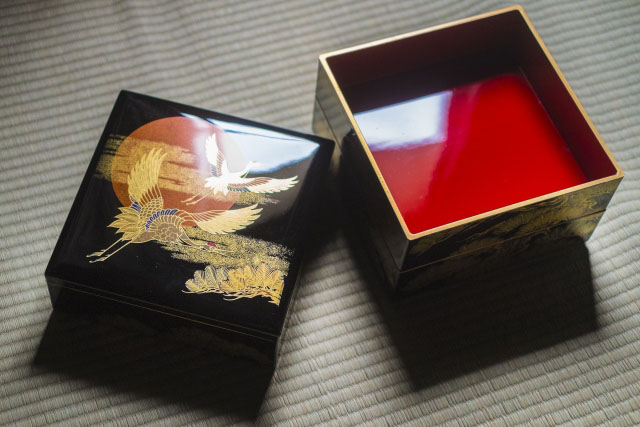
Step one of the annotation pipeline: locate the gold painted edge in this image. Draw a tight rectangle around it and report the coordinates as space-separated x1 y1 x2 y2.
318 5 624 242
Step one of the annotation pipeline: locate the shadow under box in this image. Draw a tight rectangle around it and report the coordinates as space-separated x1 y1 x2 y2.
345 218 597 390
33 294 273 421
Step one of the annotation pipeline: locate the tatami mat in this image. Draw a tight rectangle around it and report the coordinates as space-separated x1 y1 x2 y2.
1 0 639 425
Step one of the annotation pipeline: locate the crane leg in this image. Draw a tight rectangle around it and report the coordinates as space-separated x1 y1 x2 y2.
86 238 122 258
88 241 132 263
182 190 208 205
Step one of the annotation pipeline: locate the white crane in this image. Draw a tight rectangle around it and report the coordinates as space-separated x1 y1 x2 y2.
183 133 298 205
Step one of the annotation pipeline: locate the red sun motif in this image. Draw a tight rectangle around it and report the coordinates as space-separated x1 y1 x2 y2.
110 116 241 226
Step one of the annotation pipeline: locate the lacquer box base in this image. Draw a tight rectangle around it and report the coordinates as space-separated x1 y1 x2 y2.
46 91 333 363
314 6 622 293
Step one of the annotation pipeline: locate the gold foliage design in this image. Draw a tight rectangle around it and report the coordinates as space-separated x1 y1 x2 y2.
407 178 621 264
159 225 290 272
184 263 285 305
401 211 604 294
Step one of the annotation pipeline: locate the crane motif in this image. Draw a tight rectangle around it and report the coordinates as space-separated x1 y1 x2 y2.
86 148 261 263
182 133 298 204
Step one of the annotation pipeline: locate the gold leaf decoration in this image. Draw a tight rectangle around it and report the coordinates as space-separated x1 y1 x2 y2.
184 263 284 305
160 226 291 272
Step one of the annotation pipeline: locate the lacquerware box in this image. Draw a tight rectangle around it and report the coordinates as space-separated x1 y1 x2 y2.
313 6 623 294
45 91 333 364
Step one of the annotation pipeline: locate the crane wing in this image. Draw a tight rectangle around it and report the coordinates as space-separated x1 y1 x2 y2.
204 133 225 177
127 148 166 210
188 204 262 234
228 176 298 194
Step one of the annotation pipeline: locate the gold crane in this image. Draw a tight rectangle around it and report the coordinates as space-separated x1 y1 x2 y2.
86 148 261 263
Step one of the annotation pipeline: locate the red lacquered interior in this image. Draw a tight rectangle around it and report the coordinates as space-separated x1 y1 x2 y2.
327 8 618 235
354 73 587 233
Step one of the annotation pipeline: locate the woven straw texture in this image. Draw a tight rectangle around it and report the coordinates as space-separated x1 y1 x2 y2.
1 0 639 425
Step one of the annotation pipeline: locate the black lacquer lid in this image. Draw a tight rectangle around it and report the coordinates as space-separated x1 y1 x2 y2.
46 91 333 342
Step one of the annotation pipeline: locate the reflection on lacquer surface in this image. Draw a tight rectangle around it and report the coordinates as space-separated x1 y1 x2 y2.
354 73 587 234
181 114 320 174
354 91 452 151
